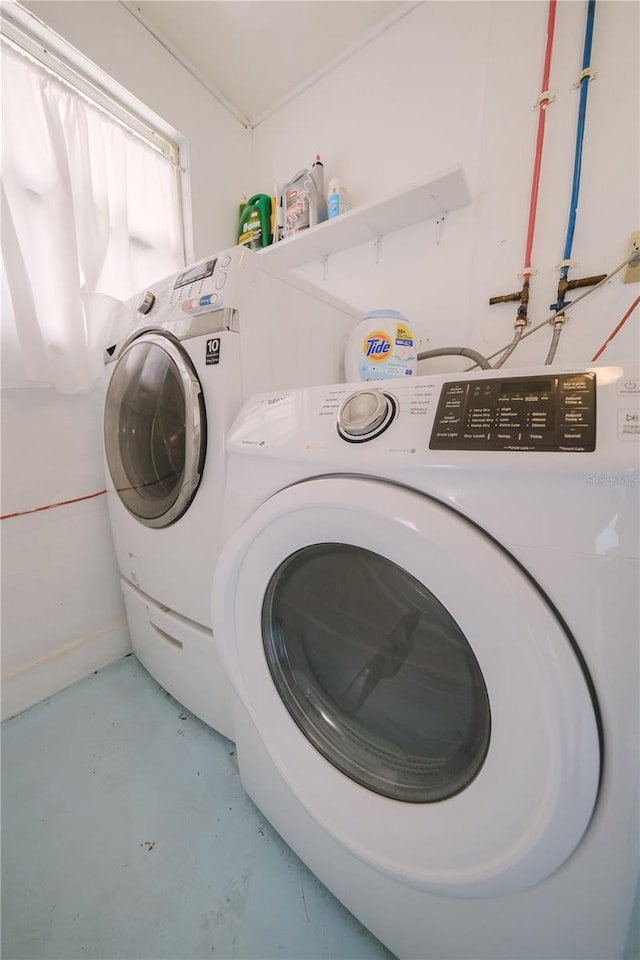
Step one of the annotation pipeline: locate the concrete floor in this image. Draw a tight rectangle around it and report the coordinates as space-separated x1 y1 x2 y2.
2 655 639 960
1 655 394 960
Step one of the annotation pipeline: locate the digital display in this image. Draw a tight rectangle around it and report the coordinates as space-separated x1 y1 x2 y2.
174 259 216 289
500 379 551 396
429 373 596 452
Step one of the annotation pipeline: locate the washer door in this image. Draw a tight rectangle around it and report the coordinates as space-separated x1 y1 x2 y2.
104 333 206 528
215 476 600 898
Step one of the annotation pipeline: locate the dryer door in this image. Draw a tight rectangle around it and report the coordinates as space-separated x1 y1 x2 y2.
215 476 601 898
104 333 206 528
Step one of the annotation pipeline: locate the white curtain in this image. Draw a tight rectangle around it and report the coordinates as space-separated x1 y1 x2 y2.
1 40 184 394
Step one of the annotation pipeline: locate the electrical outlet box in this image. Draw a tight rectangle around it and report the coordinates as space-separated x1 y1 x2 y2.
623 231 640 284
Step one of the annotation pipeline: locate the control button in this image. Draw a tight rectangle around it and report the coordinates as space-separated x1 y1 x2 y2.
199 293 219 307
560 377 590 392
618 409 640 440
337 389 396 442
618 379 640 396
181 298 200 313
136 290 156 314
220 255 232 268
215 272 227 290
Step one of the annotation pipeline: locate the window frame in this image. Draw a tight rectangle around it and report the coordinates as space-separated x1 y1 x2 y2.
0 0 193 264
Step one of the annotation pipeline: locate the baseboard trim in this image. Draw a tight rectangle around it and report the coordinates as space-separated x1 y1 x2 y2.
1 619 132 721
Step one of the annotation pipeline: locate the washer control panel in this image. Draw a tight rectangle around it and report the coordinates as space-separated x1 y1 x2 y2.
430 373 596 452
170 253 233 315
129 250 238 323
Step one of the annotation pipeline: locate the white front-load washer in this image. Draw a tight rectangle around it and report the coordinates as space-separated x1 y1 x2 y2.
212 363 639 958
102 246 361 739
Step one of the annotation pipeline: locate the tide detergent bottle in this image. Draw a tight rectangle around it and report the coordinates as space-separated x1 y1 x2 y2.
345 310 417 382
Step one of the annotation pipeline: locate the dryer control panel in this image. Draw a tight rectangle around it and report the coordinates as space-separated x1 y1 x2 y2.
429 373 596 452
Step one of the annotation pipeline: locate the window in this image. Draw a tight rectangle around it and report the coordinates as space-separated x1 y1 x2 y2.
1 4 188 393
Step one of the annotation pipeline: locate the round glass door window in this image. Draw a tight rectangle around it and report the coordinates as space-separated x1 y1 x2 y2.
262 543 491 803
104 335 206 527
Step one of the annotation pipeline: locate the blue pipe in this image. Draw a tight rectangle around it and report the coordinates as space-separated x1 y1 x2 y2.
555 0 597 307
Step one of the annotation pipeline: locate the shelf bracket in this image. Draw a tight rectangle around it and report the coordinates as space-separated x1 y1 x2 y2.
430 193 446 245
321 255 329 281
374 235 383 264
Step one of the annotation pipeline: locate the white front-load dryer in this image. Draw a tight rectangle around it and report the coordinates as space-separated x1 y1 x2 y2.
212 363 639 958
102 246 361 739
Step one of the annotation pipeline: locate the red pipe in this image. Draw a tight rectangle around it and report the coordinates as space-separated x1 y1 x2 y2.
1 489 106 521
524 0 557 273
591 296 640 361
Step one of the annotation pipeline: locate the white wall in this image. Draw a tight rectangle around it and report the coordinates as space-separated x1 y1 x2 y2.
253 0 639 371
1 1 250 719
1 387 131 720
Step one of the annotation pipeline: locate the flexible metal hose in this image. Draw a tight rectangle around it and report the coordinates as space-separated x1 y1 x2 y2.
492 327 524 368
417 347 492 370
545 322 564 365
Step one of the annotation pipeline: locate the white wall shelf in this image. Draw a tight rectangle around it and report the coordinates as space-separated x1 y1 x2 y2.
261 164 471 269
